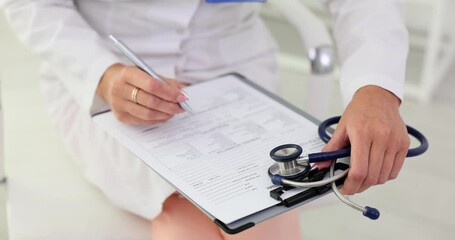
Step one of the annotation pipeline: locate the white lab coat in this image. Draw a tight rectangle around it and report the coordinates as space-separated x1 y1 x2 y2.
1 0 408 219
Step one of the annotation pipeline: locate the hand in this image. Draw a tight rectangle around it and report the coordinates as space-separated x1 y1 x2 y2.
97 63 188 125
319 85 410 195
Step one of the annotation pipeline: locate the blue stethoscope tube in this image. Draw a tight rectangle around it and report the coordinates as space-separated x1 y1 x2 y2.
269 116 429 220
308 116 429 163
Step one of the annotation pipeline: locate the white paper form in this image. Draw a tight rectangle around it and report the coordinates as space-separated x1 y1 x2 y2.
92 75 325 224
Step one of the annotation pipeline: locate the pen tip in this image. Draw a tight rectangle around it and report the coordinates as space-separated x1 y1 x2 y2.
186 108 194 115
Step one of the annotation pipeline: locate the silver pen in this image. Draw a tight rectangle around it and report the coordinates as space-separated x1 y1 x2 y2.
109 35 193 114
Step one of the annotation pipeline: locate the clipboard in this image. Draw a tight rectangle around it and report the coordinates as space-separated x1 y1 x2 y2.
92 73 347 234
203 73 346 234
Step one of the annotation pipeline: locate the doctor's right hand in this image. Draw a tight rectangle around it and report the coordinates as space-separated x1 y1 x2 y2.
97 63 188 125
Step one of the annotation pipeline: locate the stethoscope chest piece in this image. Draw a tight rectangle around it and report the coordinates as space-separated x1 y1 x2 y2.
266 116 429 221
268 144 310 179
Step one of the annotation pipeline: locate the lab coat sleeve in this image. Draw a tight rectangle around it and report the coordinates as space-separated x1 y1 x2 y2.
322 0 409 105
0 0 121 114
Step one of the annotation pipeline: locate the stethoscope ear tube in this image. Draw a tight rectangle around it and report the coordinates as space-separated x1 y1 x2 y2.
308 147 351 163
315 116 429 162
318 116 341 144
269 115 429 220
405 125 429 157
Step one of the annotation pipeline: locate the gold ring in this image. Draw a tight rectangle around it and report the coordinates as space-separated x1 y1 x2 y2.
131 87 139 104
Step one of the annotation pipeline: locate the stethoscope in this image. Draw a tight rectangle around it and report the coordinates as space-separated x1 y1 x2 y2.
268 116 429 220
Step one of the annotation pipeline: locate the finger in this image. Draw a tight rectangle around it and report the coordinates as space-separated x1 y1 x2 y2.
122 100 173 122
113 83 143 102
377 150 396 184
314 160 332 169
357 139 386 193
377 135 402 184
341 132 371 195
322 121 349 152
388 148 407 180
125 72 185 103
388 132 410 180
115 84 184 115
136 88 184 115
164 77 190 89
316 121 350 169
115 112 167 125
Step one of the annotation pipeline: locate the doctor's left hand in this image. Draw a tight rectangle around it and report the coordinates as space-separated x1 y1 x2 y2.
96 63 188 125
318 85 410 195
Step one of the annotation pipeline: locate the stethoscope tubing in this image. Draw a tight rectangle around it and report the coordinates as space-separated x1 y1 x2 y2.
270 116 427 220
308 116 429 163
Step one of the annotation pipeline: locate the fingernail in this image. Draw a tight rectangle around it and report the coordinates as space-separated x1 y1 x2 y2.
177 94 187 103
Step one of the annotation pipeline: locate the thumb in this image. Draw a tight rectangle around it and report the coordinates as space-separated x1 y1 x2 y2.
316 121 349 169
322 121 349 151
164 78 190 89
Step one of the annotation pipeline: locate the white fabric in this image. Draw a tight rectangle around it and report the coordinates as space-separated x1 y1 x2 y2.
0 0 408 220
322 0 409 104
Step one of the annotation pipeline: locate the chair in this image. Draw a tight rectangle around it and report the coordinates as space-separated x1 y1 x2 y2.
267 0 336 120
405 0 455 103
0 77 8 239
3 2 334 239
0 80 5 184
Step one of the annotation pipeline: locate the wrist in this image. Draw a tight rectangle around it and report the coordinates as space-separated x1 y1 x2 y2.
97 63 124 101
353 85 401 109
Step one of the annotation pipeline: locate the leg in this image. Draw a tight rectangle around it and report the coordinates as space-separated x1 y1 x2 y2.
221 209 302 240
151 193 224 240
151 193 302 240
